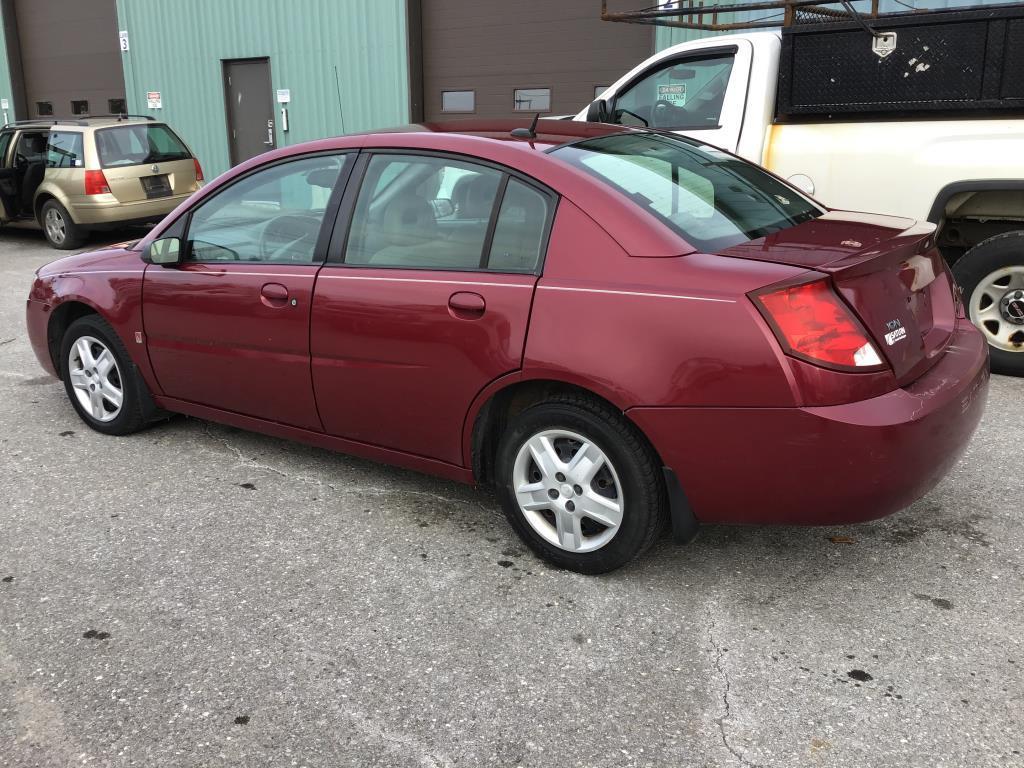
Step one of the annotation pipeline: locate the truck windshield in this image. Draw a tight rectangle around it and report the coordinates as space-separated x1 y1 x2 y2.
95 124 191 168
550 132 821 251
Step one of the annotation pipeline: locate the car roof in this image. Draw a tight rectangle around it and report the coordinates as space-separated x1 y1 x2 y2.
2 117 164 132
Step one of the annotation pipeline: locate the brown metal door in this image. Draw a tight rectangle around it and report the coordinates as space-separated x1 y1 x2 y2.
223 59 276 166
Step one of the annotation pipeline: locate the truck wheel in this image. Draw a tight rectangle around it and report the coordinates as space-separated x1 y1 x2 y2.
41 199 87 250
953 231 1024 377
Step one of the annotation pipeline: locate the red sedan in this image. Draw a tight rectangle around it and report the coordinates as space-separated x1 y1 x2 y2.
25 121 989 573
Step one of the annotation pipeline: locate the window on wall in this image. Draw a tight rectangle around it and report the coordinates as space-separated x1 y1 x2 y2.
108 98 127 115
441 90 475 113
36 102 53 116
514 88 551 112
71 100 89 116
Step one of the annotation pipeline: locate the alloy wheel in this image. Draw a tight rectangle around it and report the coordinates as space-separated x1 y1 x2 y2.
44 208 67 245
512 429 624 553
67 336 123 422
969 265 1024 353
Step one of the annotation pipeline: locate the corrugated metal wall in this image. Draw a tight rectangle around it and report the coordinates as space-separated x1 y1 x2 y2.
116 0 410 177
655 0 1012 49
0 3 16 121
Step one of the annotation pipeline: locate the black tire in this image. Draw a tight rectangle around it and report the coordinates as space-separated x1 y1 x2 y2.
40 199 88 250
952 230 1024 377
495 394 668 574
60 315 151 435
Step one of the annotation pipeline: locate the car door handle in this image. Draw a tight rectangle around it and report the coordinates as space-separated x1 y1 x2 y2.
260 282 290 307
448 291 486 318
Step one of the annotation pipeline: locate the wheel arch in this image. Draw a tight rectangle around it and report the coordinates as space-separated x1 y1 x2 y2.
928 180 1024 264
34 183 75 225
46 299 101 376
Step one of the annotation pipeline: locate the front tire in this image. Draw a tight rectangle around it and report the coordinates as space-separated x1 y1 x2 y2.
60 316 150 435
495 395 668 574
953 231 1024 376
41 199 87 250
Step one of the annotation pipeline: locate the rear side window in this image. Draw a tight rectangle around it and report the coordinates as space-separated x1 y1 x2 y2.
95 124 191 168
47 132 85 168
488 179 551 273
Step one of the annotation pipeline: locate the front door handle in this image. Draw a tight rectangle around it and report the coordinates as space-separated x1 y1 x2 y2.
260 282 290 308
448 291 486 318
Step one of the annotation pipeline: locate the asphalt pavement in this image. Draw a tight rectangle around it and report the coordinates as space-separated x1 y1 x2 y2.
1 228 1021 767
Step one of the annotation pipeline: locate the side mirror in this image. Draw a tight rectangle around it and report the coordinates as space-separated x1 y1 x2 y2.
145 236 183 266
585 98 611 124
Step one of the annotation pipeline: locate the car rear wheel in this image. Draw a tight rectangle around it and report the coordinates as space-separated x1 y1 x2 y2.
41 199 87 250
953 231 1024 376
60 316 150 435
495 395 668 574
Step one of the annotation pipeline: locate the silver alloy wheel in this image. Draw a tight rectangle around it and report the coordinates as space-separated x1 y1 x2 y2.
44 207 67 245
67 335 123 422
512 428 624 553
969 265 1024 353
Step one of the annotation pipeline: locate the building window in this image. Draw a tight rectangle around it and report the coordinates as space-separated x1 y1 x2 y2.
441 90 475 113
108 98 127 115
514 88 551 112
595 85 610 99
71 100 90 116
36 101 53 116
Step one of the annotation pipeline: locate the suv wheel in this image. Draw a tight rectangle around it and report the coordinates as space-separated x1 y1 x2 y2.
41 199 87 250
495 395 668 574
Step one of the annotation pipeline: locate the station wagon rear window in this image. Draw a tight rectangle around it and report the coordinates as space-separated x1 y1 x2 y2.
95 124 191 168
550 132 821 252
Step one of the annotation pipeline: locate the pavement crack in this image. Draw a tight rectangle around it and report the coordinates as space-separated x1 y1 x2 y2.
707 608 762 768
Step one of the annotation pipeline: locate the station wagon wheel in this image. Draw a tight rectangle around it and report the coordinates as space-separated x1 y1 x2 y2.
40 199 87 250
60 315 150 435
953 231 1024 376
495 395 669 574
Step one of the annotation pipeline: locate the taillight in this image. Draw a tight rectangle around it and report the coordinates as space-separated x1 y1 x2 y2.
84 169 110 195
753 278 885 371
193 158 204 182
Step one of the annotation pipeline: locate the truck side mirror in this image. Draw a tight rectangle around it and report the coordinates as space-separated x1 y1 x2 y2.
585 98 611 124
145 236 183 266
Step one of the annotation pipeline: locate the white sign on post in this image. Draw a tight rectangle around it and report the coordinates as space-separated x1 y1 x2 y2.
146 91 162 109
119 30 129 52
276 89 291 104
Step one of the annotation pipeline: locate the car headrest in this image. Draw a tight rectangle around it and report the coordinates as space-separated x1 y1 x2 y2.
379 194 438 248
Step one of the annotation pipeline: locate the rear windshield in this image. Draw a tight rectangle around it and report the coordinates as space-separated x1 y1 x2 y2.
549 132 821 251
95 124 191 168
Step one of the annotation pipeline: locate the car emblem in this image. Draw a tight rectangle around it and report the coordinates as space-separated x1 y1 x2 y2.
884 319 907 346
151 164 160 173
841 240 862 248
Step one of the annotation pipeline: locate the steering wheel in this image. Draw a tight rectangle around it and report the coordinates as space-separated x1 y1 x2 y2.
652 99 683 129
259 214 322 262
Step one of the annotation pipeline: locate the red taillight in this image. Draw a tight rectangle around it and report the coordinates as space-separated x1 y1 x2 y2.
84 169 110 196
193 158 204 182
753 278 885 370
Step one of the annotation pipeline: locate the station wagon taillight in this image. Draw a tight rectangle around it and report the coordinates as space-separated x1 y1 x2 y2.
84 169 110 196
193 158 204 182
753 278 885 371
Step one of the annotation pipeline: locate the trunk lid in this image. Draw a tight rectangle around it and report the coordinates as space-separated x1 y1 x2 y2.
93 123 196 204
720 211 958 384
102 158 195 203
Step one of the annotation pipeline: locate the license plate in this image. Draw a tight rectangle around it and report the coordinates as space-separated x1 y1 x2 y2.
141 174 172 199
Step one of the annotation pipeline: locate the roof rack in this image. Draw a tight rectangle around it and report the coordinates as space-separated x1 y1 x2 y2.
1 114 156 130
599 0 1015 32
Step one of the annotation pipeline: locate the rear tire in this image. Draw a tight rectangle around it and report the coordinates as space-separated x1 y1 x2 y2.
495 394 668 574
953 231 1024 377
60 315 150 435
41 199 87 250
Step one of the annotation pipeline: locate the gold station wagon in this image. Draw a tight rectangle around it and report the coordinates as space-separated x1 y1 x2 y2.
0 116 203 249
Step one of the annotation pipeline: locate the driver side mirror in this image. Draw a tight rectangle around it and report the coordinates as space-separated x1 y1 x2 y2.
585 98 611 124
145 236 183 266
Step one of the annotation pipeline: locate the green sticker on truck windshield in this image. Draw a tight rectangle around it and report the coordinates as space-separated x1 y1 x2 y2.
657 84 687 106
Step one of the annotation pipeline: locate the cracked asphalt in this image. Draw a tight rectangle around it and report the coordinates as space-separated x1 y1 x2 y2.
1 229 1022 767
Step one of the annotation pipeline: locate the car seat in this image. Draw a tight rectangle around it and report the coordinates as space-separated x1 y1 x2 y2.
18 135 48 215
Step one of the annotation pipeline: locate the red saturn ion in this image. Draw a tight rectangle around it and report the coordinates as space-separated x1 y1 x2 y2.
26 121 989 573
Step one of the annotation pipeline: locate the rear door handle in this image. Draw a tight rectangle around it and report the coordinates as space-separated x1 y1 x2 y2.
448 291 486 318
260 282 290 307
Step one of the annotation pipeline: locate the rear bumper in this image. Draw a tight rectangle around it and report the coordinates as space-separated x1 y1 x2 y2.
67 193 191 226
629 320 990 526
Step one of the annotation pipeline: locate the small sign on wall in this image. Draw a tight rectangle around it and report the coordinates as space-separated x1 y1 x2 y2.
119 30 129 52
276 89 291 104
1 99 8 110
147 91 162 109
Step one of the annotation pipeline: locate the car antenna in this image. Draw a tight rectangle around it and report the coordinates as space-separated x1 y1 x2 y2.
511 113 540 139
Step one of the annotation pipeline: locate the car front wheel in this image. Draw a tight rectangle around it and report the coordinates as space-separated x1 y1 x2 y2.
495 395 668 574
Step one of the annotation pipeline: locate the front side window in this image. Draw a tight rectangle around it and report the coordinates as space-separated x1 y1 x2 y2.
47 132 85 168
613 53 735 130
95 124 191 168
186 154 347 264
344 154 551 273
551 132 820 251
0 133 13 166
